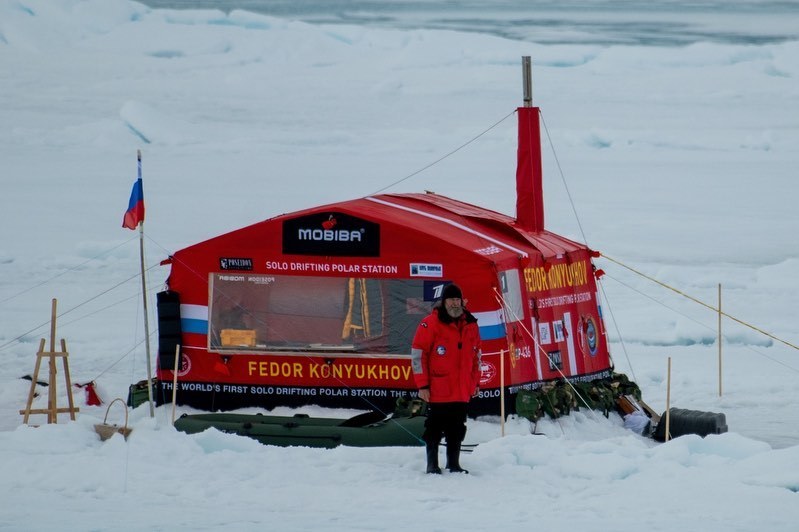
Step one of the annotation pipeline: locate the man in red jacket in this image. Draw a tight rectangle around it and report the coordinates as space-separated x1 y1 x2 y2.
411 283 481 474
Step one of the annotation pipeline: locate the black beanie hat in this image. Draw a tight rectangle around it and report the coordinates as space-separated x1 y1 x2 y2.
441 283 463 300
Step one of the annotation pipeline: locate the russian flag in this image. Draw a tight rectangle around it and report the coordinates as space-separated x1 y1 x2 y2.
122 177 145 230
180 304 209 334
473 309 506 341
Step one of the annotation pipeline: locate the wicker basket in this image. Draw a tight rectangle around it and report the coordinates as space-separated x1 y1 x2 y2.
94 398 132 441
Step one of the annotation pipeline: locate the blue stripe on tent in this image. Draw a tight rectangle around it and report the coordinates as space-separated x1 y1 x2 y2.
182 318 208 335
479 323 505 341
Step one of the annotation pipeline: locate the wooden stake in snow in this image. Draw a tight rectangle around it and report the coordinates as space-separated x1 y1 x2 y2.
718 283 723 397
500 349 506 437
665 357 672 442
171 344 181 425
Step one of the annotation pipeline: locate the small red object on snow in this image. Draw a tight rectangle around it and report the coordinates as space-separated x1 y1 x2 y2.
75 381 102 406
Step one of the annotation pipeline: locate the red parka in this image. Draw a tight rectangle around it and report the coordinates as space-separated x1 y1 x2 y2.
411 307 482 403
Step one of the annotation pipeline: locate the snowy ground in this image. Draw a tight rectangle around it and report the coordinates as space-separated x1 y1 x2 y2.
1 1 798 530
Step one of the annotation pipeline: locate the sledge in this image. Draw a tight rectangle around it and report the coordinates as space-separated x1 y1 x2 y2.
617 394 727 441
651 407 728 441
174 399 427 448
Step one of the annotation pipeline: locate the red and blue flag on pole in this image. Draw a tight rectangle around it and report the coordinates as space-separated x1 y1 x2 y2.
122 151 145 230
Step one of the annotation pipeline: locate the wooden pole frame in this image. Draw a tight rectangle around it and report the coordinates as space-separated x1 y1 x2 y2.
20 299 79 424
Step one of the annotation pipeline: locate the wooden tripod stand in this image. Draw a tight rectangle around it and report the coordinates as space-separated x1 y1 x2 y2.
20 298 79 424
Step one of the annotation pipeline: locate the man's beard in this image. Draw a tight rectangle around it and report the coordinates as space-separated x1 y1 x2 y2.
446 306 464 319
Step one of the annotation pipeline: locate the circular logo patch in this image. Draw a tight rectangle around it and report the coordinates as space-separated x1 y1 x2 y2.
177 353 192 377
479 361 496 385
584 317 598 356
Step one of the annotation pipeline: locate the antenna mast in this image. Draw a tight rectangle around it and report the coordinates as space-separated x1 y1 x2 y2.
522 56 532 107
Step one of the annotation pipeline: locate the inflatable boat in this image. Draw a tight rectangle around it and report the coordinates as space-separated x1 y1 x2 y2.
174 399 427 448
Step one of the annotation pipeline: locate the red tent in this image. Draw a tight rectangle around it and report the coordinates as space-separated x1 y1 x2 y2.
156 101 612 415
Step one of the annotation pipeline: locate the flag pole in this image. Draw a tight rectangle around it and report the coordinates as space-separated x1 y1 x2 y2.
136 150 155 418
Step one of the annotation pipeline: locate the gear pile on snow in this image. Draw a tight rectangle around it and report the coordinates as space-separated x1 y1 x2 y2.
515 372 728 442
515 372 642 422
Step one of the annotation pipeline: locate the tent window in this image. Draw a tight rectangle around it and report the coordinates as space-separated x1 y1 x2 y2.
207 274 430 355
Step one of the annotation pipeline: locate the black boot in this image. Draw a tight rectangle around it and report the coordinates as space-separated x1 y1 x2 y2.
446 442 468 474
426 443 442 474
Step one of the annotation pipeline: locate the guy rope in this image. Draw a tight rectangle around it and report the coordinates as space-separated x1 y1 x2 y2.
600 253 799 352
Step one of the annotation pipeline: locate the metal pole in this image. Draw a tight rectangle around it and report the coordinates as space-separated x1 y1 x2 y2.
139 222 154 418
522 56 532 107
137 150 155 418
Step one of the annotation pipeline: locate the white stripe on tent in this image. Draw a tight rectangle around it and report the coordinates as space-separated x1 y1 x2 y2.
366 197 528 258
532 318 543 381
564 311 577 376
473 309 506 340
180 304 208 320
473 309 504 327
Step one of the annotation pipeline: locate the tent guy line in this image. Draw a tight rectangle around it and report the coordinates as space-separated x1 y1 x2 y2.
601 253 799 353
0 236 138 306
370 109 517 195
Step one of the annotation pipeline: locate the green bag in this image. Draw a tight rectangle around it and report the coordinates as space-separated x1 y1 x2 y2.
126 378 157 408
515 389 544 422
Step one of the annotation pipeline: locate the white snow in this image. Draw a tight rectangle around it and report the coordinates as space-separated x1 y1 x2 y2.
1 1 798 530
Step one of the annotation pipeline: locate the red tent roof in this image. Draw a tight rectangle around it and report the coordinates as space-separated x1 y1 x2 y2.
170 103 589 265
166 191 590 269
373 192 589 259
